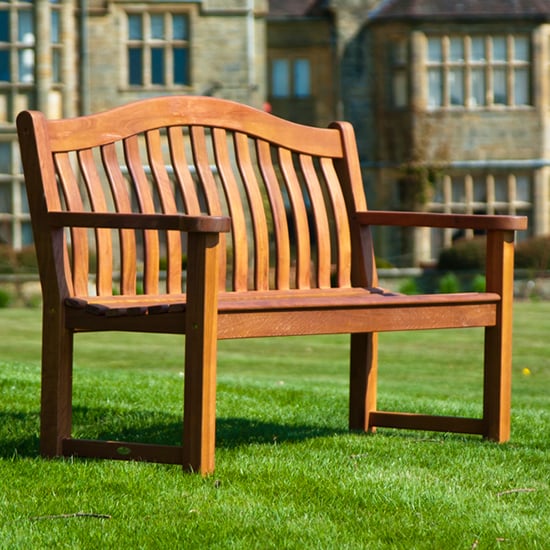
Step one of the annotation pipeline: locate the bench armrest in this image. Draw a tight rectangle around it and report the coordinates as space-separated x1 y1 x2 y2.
354 211 527 232
47 211 231 233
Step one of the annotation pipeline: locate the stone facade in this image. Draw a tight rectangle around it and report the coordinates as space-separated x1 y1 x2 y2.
1 0 549 267
86 1 267 113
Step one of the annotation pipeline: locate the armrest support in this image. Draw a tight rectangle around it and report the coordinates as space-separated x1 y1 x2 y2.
354 211 527 232
47 211 231 233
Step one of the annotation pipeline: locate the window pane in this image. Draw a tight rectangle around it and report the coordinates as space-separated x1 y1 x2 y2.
50 11 59 43
151 47 164 84
173 15 188 40
52 49 60 83
22 222 32 246
449 37 464 62
0 10 9 42
452 179 465 203
21 183 29 213
151 14 164 40
18 48 33 83
392 71 407 107
427 37 442 62
514 36 529 61
18 10 34 43
427 69 442 107
392 39 407 64
492 36 506 62
0 142 10 172
494 177 507 202
470 68 485 106
128 14 142 40
516 175 530 202
449 69 464 105
493 68 507 104
514 67 529 105
128 47 142 85
293 58 310 97
272 59 289 97
0 185 11 211
0 50 9 81
173 47 189 85
471 37 485 61
473 178 486 202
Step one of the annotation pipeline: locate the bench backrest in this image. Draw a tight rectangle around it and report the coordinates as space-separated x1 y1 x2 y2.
17 96 375 298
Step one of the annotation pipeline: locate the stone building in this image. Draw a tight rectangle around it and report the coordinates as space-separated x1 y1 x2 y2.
269 0 550 265
362 0 550 265
0 0 268 250
1 0 549 267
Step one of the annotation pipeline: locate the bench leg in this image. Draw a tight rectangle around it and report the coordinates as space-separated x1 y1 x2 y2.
483 322 512 442
40 308 73 457
182 232 220 475
483 229 515 442
349 332 378 432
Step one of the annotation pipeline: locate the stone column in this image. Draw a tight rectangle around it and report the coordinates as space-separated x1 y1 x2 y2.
35 0 52 114
62 0 77 117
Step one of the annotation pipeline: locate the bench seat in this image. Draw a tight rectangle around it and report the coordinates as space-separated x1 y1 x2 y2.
66 289 500 337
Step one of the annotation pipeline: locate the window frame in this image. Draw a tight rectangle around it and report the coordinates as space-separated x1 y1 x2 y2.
425 33 532 110
390 37 408 108
125 9 191 90
428 170 532 246
269 56 312 99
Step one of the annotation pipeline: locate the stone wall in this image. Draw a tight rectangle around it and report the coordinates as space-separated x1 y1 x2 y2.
86 0 267 113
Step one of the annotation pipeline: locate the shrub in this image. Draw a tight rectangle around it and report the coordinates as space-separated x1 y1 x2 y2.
399 278 419 295
514 235 550 271
471 274 486 292
438 272 460 293
0 288 12 307
438 237 486 271
375 257 394 269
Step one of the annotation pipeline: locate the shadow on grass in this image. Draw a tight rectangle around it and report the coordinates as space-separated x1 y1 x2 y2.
0 407 348 459
0 410 40 458
3 407 522 463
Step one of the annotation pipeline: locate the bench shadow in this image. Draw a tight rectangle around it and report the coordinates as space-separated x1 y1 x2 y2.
0 407 348 459
0 411 40 458
2 405 514 461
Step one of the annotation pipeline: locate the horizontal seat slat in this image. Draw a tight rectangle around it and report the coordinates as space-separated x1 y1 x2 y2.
216 289 500 312
66 288 500 316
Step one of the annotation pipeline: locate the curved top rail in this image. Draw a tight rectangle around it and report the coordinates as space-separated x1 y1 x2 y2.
18 96 345 158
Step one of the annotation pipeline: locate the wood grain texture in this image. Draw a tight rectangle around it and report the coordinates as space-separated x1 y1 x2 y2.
16 96 526 475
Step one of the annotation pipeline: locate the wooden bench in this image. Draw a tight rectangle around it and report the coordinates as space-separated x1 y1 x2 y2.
17 96 527 474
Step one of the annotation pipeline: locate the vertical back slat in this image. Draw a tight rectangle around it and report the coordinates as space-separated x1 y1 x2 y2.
53 152 89 296
189 125 227 290
235 133 270 291
146 129 182 294
320 157 352 288
189 126 223 215
124 134 160 294
167 126 202 215
278 147 311 289
77 148 114 296
212 128 249 291
299 154 332 288
101 142 137 295
256 140 290 290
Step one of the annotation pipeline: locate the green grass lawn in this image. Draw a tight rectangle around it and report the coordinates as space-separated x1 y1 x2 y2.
0 302 548 549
